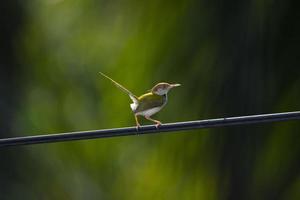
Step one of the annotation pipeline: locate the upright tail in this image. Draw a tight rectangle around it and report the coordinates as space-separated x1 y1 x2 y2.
99 72 139 108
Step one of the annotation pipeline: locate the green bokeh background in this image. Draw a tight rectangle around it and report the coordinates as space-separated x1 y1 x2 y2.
1 0 299 199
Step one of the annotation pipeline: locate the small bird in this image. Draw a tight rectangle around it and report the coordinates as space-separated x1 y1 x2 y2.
99 72 180 128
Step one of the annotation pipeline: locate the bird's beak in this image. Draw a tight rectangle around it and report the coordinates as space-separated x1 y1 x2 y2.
171 83 181 88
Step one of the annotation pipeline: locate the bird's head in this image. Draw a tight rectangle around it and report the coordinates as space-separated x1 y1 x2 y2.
151 82 181 95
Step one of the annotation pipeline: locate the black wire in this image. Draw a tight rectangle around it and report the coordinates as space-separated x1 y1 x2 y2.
1 111 300 147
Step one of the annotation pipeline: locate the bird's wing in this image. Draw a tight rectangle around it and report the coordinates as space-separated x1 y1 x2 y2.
99 72 138 103
135 93 165 113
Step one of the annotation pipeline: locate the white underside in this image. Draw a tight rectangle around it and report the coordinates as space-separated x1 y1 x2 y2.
130 102 138 111
135 106 162 117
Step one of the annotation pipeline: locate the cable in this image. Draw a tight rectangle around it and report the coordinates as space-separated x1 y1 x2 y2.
1 111 300 147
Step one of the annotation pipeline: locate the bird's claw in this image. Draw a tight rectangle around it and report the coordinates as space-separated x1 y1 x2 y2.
136 124 141 132
155 122 162 129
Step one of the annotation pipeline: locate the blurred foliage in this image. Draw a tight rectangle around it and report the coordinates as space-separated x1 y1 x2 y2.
1 0 299 199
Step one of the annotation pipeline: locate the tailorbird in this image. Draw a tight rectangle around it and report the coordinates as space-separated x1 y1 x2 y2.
99 72 180 128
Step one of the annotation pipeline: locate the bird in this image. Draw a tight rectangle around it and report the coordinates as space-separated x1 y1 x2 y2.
99 72 180 129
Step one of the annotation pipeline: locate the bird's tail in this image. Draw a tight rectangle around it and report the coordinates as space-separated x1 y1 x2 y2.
99 72 139 106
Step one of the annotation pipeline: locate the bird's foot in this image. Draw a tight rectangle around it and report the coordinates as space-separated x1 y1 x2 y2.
136 124 141 132
155 121 162 129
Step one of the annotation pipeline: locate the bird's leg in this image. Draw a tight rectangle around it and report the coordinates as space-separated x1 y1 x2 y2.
145 116 162 129
134 114 141 131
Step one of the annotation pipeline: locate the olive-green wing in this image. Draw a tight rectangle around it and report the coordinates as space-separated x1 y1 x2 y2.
135 93 165 113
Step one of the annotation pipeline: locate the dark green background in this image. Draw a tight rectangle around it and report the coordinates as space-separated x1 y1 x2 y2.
1 0 299 199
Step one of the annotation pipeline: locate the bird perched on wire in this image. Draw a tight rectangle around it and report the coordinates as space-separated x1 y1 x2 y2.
99 72 180 129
